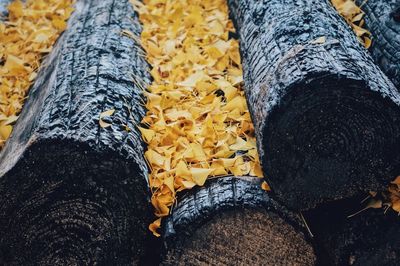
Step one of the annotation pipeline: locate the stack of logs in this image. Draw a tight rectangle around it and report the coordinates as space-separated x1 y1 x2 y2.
0 0 399 265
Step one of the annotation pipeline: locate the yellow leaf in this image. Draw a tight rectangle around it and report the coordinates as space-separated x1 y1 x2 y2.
261 181 270 191
100 109 115 117
52 19 67 31
222 96 245 112
176 71 205 87
189 143 207 162
190 167 213 186
0 125 12 140
229 136 251 151
251 162 264 178
176 160 191 179
181 180 196 189
138 126 155 143
149 218 161 237
8 0 23 18
145 149 165 167
164 175 175 193
364 36 372 49
206 46 224 59
4 55 27 74
99 109 115 128
32 30 53 43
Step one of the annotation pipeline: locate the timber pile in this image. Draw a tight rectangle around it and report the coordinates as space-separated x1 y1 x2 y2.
133 0 316 264
355 0 400 87
229 0 400 210
162 177 316 265
0 0 399 264
0 0 153 264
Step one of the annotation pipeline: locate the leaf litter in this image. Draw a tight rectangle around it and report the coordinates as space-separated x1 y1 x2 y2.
0 0 74 148
130 0 266 236
331 0 372 48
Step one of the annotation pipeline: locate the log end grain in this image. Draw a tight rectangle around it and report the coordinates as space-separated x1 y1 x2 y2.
263 77 400 210
164 208 315 266
305 196 400 266
0 140 152 265
229 0 400 211
162 176 316 266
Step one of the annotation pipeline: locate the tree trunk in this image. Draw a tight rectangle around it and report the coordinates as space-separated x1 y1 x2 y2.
162 176 316 265
355 0 400 88
228 0 400 210
0 0 153 264
304 197 400 266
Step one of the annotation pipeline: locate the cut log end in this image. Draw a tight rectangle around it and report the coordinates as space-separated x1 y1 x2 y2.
305 196 400 265
162 176 316 265
264 78 400 210
0 142 151 265
164 208 315 266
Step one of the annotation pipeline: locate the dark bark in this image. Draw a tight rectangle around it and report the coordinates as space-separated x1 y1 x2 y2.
0 0 153 264
0 0 10 17
228 0 400 210
304 196 400 266
162 176 316 265
355 0 400 88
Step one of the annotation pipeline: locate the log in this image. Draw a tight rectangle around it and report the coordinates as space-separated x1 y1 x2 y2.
162 176 316 265
0 0 154 264
355 0 400 87
228 0 400 210
304 196 400 265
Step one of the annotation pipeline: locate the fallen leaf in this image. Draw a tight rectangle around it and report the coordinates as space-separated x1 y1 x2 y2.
190 167 213 186
149 218 161 237
99 109 115 128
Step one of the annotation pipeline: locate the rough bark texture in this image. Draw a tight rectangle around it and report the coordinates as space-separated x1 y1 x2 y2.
229 0 400 210
0 0 153 264
356 0 400 88
0 0 10 17
305 196 400 266
162 176 316 265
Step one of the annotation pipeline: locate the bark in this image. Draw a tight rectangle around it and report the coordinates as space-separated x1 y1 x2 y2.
228 0 400 210
355 0 400 88
0 0 10 17
304 196 400 266
162 176 316 265
0 0 153 264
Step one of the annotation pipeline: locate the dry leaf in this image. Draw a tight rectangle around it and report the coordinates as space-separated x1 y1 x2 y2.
261 181 271 191
134 0 264 235
0 0 74 149
99 109 115 128
331 0 371 48
149 218 161 237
